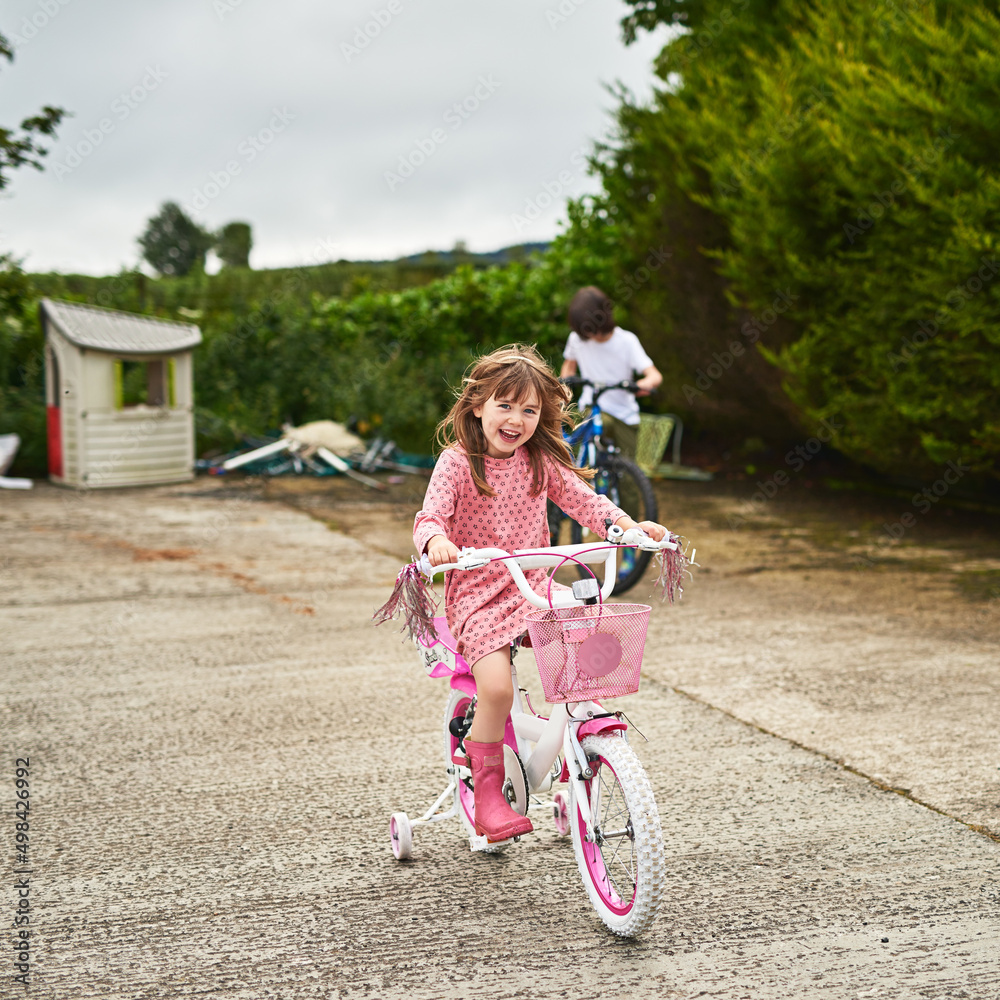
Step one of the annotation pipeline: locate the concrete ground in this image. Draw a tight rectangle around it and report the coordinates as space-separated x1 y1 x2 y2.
2 477 999 999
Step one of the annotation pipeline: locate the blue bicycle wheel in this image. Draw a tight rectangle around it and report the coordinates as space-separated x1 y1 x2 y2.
570 454 657 595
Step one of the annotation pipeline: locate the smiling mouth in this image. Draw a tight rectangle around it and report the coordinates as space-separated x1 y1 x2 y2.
499 429 520 443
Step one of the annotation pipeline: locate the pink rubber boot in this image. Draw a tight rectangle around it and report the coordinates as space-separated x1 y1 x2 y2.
464 739 534 843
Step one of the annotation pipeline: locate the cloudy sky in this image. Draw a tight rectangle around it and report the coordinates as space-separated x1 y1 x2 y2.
0 1 676 275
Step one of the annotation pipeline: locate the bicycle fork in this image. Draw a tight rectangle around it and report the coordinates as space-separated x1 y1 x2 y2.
511 699 605 845
564 719 602 844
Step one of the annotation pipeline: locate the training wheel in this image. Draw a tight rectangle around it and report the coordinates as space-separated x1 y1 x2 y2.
553 790 570 837
389 812 413 860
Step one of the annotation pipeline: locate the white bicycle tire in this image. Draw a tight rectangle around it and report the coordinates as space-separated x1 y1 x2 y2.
569 734 666 936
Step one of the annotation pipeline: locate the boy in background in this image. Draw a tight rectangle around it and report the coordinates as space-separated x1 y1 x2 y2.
559 285 662 458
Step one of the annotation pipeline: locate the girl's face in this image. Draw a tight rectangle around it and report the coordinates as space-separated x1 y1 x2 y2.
473 391 541 458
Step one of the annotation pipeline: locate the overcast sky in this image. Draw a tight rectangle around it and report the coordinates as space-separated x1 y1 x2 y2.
0 1 676 275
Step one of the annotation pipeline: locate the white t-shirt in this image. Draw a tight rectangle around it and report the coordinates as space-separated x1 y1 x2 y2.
563 327 654 426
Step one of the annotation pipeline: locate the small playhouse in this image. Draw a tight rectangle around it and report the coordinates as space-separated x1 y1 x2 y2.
41 298 202 488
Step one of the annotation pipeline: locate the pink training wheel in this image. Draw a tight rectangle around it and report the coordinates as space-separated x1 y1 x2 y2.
553 790 570 837
389 812 412 860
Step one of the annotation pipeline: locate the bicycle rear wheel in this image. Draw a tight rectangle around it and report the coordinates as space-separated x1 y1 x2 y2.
569 734 665 936
570 454 657 595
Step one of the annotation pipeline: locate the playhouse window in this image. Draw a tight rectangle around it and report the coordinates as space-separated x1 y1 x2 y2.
114 359 175 408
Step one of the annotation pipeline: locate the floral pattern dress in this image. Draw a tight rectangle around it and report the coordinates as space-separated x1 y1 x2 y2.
413 446 626 667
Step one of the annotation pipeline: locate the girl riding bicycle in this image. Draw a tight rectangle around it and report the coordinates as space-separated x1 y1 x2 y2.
413 344 667 844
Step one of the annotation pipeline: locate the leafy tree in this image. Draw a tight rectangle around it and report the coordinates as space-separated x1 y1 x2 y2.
216 221 252 269
619 0 789 48
0 255 46 473
0 31 66 474
591 0 1000 478
750 4 1000 478
138 202 213 277
578 1 808 442
0 32 66 190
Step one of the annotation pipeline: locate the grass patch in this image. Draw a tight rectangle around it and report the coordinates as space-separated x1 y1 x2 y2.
954 570 1000 602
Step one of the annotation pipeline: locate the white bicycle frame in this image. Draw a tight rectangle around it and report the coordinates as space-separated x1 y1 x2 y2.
414 529 677 847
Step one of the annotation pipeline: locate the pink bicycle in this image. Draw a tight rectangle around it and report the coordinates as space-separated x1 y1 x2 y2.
387 526 683 937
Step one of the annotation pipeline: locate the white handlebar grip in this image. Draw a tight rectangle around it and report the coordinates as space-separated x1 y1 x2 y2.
620 527 650 547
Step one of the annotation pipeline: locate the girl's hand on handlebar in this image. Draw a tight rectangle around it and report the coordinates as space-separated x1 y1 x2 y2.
635 520 667 542
426 534 459 567
614 516 667 543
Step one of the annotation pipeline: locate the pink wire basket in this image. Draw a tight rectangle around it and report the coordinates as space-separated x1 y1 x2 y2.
524 602 651 704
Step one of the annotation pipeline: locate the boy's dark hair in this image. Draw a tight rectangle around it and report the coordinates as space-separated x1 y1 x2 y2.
567 286 615 339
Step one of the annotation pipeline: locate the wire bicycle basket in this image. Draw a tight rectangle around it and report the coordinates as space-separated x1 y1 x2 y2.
524 602 651 703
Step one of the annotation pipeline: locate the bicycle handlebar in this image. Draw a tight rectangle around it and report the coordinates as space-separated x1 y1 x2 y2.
560 376 642 396
608 524 679 552
417 531 679 610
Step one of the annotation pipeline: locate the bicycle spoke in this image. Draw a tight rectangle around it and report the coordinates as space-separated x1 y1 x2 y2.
594 765 637 905
572 736 665 934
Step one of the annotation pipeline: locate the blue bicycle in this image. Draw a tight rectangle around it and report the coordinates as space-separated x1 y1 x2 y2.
548 377 658 595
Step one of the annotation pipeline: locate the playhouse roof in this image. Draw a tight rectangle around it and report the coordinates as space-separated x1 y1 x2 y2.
40 298 202 355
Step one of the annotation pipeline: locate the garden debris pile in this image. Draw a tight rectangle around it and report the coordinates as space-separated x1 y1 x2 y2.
197 420 432 491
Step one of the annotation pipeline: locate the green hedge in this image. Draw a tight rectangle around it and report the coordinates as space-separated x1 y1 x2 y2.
589 0 1000 478
0 227 616 473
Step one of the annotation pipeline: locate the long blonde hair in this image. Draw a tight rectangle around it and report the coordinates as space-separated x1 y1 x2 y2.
435 344 593 497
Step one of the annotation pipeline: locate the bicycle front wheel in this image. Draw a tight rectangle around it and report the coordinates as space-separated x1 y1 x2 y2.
568 734 665 937
570 454 657 594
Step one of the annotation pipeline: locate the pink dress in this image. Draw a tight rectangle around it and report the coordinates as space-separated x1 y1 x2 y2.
413 446 626 667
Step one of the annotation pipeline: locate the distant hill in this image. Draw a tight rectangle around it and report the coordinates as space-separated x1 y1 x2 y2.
393 242 551 267
23 242 558 337
26 242 553 302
